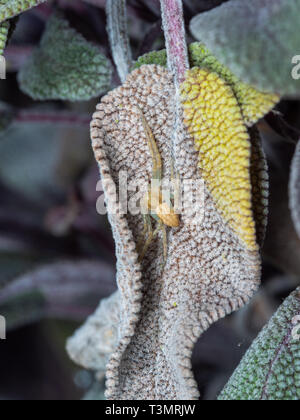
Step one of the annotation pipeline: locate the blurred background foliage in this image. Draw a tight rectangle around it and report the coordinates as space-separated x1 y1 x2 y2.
0 0 300 400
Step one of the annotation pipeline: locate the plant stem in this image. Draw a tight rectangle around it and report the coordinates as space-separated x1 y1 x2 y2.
160 0 189 161
160 0 189 86
106 0 132 83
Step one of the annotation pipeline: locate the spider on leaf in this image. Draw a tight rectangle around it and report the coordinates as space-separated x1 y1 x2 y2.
137 108 180 265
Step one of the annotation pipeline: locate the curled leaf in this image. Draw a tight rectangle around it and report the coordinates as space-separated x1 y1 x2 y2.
18 13 112 101
135 43 279 126
67 291 120 377
90 65 263 399
0 0 46 22
219 287 300 400
190 0 300 96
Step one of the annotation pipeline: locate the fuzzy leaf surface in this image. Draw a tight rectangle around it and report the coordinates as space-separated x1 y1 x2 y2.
190 0 300 96
18 13 112 101
219 287 300 400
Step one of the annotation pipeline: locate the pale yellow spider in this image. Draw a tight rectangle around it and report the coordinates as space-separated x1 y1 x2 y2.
137 109 180 263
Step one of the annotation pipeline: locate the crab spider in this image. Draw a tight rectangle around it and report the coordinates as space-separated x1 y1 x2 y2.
137 109 180 264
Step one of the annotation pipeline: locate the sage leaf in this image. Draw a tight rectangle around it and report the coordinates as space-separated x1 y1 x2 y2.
0 0 46 23
18 13 112 101
190 0 300 96
219 287 300 400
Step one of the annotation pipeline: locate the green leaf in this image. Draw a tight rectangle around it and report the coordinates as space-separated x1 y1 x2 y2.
190 0 300 96
219 287 300 400
134 49 167 68
0 0 46 22
18 13 112 101
135 43 279 126
0 20 9 55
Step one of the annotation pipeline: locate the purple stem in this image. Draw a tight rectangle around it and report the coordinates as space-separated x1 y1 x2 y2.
160 0 189 86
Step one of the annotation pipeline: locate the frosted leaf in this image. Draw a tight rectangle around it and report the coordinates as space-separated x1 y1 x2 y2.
0 0 46 22
0 20 9 55
67 291 120 375
190 0 300 96
219 287 300 400
90 65 262 399
18 13 112 101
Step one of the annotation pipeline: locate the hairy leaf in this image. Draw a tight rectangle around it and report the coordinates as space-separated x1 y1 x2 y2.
219 287 300 400
135 43 279 126
90 65 262 400
67 291 120 375
190 0 300 96
18 13 112 101
0 20 9 55
181 68 258 251
0 0 46 22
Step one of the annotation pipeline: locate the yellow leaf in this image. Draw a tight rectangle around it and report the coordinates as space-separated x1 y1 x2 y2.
181 67 257 251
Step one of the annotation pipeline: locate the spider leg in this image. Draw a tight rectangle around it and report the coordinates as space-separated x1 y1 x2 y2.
136 109 173 268
160 222 168 263
139 109 162 181
138 214 154 262
140 214 150 240
169 159 181 215
152 215 168 264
